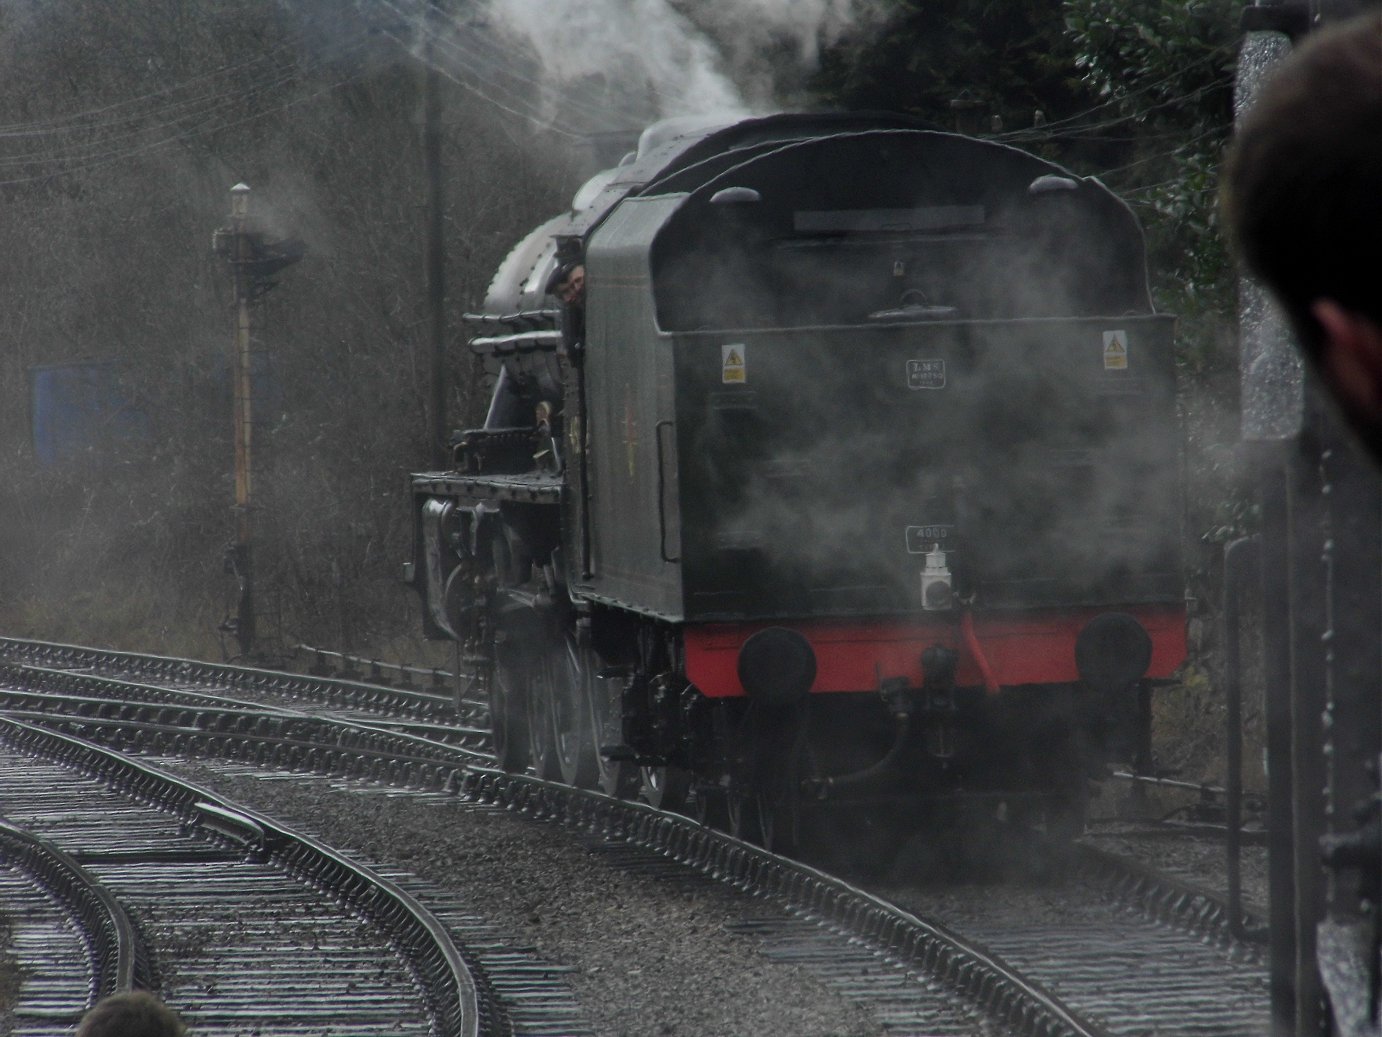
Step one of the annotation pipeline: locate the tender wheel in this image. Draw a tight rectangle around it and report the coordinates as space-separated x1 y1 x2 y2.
724 705 806 851
640 766 691 811
753 785 801 855
1047 776 1090 841
1045 728 1090 840
687 780 729 829
526 643 561 780
589 670 638 798
725 778 764 845
551 630 597 788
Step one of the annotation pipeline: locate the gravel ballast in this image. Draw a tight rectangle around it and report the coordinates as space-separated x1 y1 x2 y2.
164 763 888 1037
137 755 1263 1037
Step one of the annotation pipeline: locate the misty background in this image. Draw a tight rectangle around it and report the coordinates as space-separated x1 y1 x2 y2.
0 0 1243 732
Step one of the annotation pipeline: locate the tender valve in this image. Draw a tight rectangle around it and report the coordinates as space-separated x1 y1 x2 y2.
878 675 914 717
919 543 953 611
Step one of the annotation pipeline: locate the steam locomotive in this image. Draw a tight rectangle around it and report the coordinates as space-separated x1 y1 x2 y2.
406 112 1186 849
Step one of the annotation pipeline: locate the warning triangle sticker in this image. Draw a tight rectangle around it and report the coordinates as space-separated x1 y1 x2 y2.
722 343 746 383
1102 330 1128 370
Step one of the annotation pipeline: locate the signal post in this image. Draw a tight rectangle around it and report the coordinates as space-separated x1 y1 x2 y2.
212 183 303 658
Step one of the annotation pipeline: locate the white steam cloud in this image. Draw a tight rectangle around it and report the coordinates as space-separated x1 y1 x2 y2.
701 0 871 65
478 0 881 125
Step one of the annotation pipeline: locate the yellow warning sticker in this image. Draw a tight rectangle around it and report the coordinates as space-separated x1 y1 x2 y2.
1102 330 1128 370
722 343 746 384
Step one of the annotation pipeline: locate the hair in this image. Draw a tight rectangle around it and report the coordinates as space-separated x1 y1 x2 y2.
1222 11 1382 358
75 992 187 1037
545 260 580 296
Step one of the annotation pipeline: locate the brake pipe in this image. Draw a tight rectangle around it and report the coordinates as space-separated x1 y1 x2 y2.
960 609 1001 696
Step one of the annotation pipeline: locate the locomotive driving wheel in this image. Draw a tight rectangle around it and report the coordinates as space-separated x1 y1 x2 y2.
686 779 728 829
489 640 529 773
550 627 597 788
724 775 763 845
525 637 562 780
487 528 534 774
639 766 690 811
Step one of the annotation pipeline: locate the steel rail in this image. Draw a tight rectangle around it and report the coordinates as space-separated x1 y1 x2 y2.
0 664 489 779
0 637 455 718
0 817 151 999
0 715 488 1037
1069 842 1268 957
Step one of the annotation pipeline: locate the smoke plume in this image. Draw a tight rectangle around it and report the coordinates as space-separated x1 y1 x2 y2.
478 0 882 127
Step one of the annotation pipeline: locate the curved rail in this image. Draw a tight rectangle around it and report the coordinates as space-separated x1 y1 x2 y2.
0 716 486 1037
0 818 151 999
0 637 455 720
459 768 1107 1037
1070 842 1267 956
0 662 487 786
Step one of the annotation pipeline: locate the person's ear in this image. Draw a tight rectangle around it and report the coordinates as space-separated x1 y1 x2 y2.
1313 299 1382 423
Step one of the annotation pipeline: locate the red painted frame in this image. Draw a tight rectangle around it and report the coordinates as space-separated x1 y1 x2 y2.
683 606 1186 698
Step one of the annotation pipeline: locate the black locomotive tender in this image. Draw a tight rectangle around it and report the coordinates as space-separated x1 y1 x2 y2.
407 112 1185 846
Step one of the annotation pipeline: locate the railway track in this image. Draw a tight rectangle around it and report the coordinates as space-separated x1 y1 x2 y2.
0 817 131 1031
0 637 1272 1035
0 717 484 1037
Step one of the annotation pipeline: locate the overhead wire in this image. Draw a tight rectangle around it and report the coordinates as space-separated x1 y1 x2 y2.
0 4 1238 185
381 27 583 139
461 0 709 115
999 77 1234 147
0 2 625 179
375 0 787 138
0 69 297 168
377 0 659 136
0 30 378 183
0 33 323 138
982 40 1236 201
413 4 655 125
370 0 587 137
1095 122 1229 180
991 40 1236 144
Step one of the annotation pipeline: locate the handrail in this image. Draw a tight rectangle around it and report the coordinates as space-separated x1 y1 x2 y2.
1224 535 1269 944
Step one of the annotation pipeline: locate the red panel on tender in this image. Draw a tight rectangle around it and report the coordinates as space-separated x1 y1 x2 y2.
683 606 1186 698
